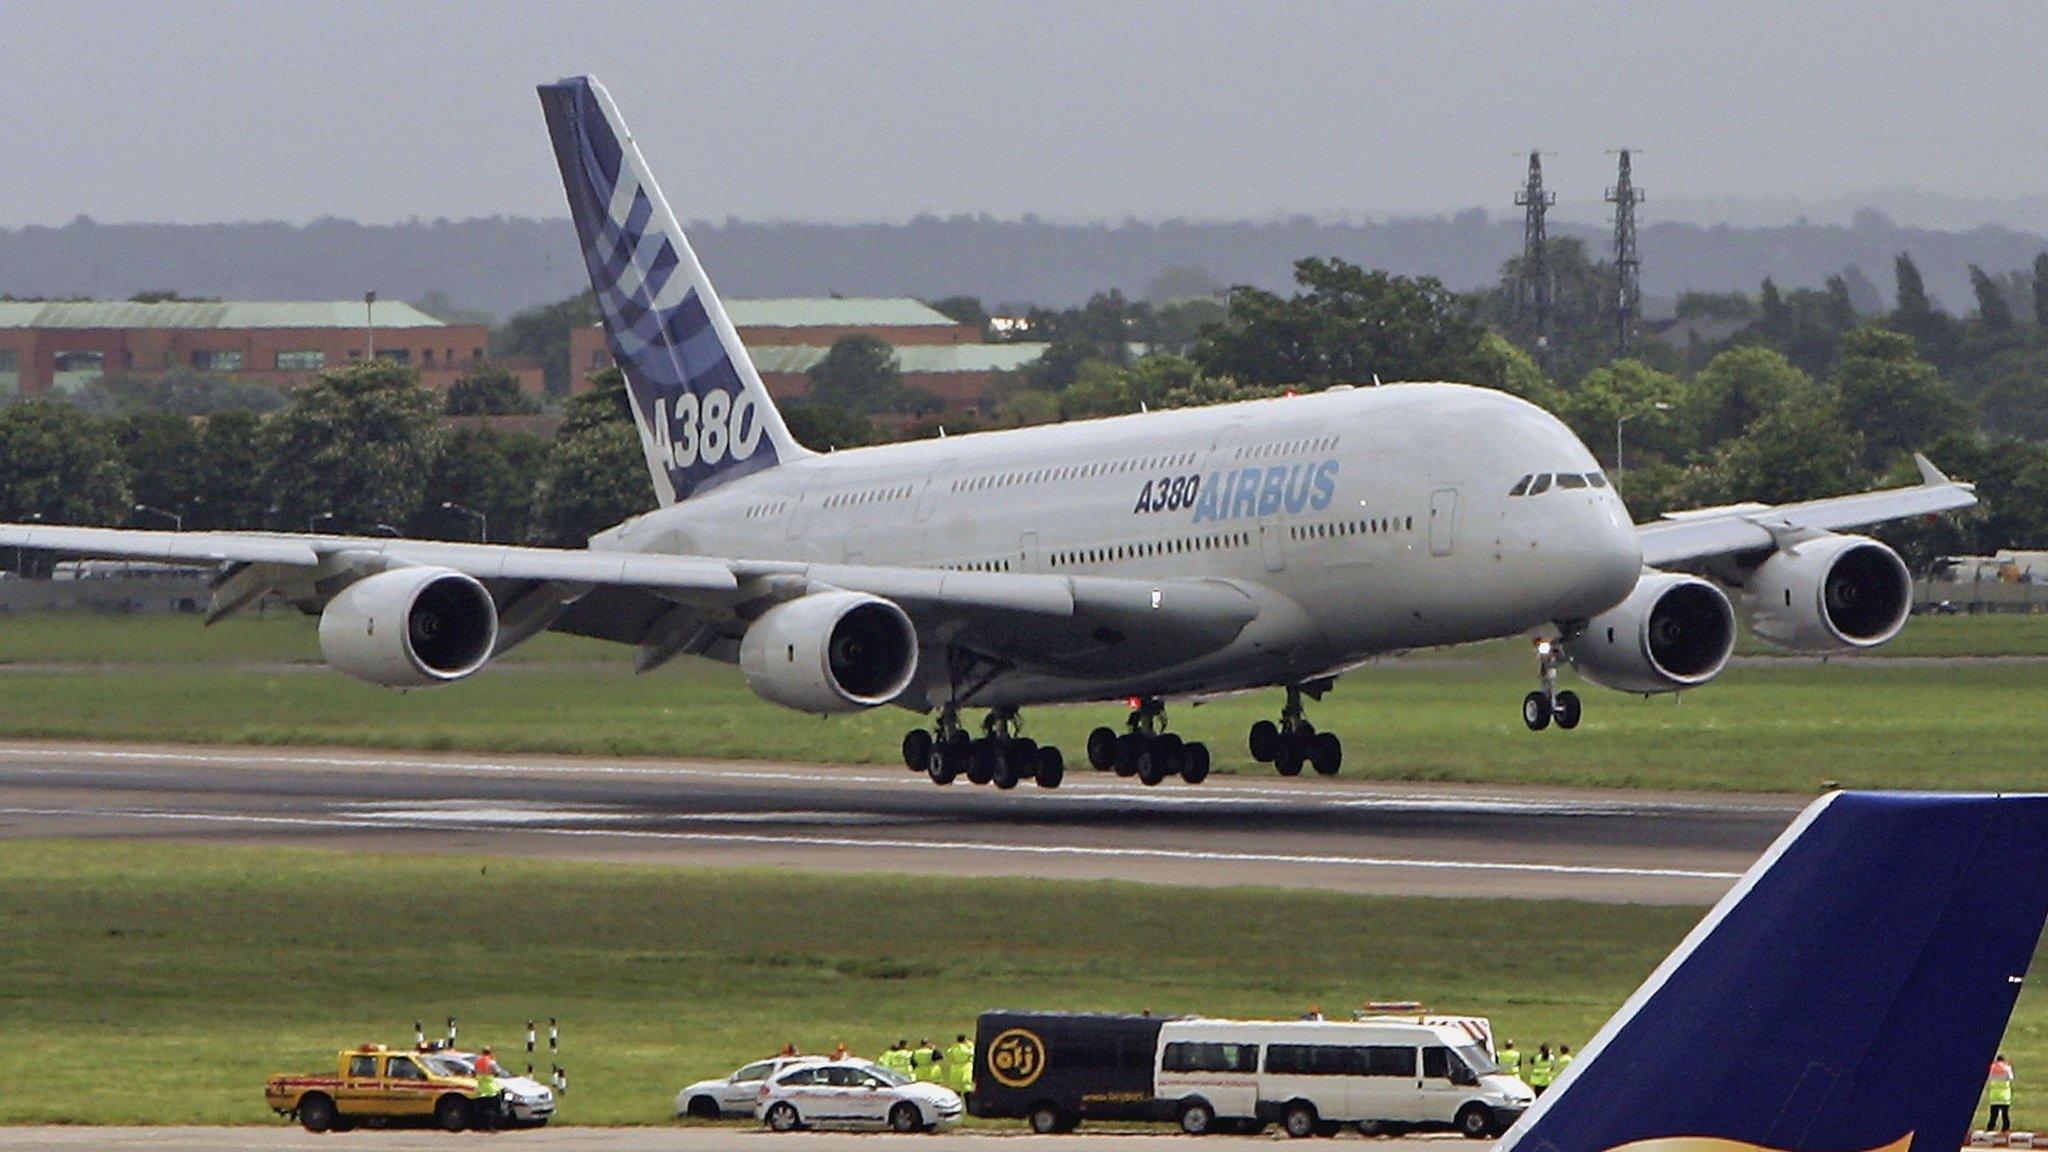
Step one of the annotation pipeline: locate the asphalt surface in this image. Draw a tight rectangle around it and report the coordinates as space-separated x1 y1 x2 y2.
0 740 1805 903
0 1128 1465 1151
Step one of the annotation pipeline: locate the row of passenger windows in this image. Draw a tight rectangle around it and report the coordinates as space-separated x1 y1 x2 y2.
1290 515 1413 542
1509 471 1609 496
1236 435 1340 460
824 485 913 509
1051 532 1249 568
951 558 1013 573
745 500 791 519
1163 1041 1467 1080
952 452 1201 494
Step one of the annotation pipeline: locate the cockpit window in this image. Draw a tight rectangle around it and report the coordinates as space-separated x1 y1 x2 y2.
1527 473 1553 495
1508 474 1533 497
1557 473 1588 489
1587 471 1609 489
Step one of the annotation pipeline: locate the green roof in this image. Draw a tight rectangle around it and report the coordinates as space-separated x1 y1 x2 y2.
0 300 447 330
749 343 1047 375
723 298 960 329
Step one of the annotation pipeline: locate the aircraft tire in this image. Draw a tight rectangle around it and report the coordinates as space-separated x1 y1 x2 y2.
1087 726 1119 771
1135 742 1168 786
1553 690 1583 730
1180 742 1211 784
927 745 959 785
1154 733 1185 776
902 729 933 772
1035 745 1065 788
1273 737 1305 777
1113 733 1142 777
1249 719 1279 762
1522 691 1552 731
968 739 999 785
1309 732 1343 776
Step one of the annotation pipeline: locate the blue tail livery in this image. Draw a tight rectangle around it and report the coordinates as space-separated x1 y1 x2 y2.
1502 792 2048 1152
538 75 804 506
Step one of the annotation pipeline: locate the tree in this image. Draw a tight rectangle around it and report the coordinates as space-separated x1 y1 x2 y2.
807 335 910 415
1707 402 1866 506
783 403 883 450
1554 360 1695 467
1471 332 1554 405
1197 257 1486 388
194 409 270 530
2034 253 2048 331
413 425 546 543
528 418 655 546
1690 346 1817 447
261 360 443 534
444 365 541 415
1830 327 1970 471
491 290 599 394
116 412 203 522
64 367 288 417
1971 265 2015 331
925 296 990 335
0 401 129 525
1889 253 1960 368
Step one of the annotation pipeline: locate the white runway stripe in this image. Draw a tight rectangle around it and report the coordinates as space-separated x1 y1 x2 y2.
0 805 1744 882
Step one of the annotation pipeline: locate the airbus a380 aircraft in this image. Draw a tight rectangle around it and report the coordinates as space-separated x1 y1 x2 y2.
0 76 1978 790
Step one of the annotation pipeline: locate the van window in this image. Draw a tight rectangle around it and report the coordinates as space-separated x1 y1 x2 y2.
386 1057 425 1081
1265 1044 1362 1076
1365 1046 1417 1077
348 1055 378 1078
1163 1041 1259 1073
1422 1046 1450 1079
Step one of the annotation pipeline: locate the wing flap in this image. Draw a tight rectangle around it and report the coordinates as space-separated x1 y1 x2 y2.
1639 462 1976 569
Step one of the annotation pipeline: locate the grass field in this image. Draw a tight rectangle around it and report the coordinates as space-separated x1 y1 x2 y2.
3 840 2038 1127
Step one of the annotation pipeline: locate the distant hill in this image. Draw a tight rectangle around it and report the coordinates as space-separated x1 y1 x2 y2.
3 211 2043 320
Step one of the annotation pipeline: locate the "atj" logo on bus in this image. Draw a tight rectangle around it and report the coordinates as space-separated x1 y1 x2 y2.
987 1028 1047 1088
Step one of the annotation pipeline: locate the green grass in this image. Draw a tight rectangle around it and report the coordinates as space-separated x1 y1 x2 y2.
0 841 1943 1125
0 613 2044 792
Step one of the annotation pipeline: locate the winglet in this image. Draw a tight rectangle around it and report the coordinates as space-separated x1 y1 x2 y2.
1914 452 1952 487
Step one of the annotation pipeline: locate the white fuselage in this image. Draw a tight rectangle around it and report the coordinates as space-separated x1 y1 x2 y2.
595 383 1643 707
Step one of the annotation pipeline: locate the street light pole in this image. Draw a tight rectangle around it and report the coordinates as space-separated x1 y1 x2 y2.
441 501 487 544
1614 401 1672 500
133 503 183 531
365 291 377 360
308 511 336 534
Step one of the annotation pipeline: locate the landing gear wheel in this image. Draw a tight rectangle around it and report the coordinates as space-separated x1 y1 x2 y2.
1249 719 1280 762
1113 733 1141 777
1522 690 1553 732
1282 1102 1319 1139
1274 737 1305 777
889 1103 922 1133
1553 689 1582 730
1136 741 1168 787
901 728 933 772
1179 1100 1216 1135
968 738 999 785
767 1102 802 1132
434 1095 473 1132
1309 731 1343 776
1180 742 1211 784
1154 733 1185 776
298 1095 337 1133
1035 745 1065 788
1087 726 1118 771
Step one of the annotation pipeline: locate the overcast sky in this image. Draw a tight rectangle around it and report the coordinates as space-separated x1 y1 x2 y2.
2 2 2043 229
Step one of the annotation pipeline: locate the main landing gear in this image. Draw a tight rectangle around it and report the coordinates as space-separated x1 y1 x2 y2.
1085 697 1212 786
1247 683 1342 776
1521 638 1582 732
903 705 1065 790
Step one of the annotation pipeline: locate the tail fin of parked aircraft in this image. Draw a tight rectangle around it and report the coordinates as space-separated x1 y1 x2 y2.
1502 791 2048 1152
538 75 805 507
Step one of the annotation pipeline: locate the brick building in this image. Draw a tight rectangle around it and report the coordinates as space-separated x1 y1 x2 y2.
0 300 541 399
568 297 1046 412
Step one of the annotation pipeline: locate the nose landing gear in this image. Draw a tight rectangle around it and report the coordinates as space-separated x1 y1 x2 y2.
1085 698 1211 786
1522 638 1582 731
1248 683 1342 776
905 705 1064 788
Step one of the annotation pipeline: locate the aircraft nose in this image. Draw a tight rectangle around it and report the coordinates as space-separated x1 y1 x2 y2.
1555 493 1642 619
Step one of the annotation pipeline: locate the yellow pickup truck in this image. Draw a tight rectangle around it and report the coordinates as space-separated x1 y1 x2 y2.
265 1044 554 1132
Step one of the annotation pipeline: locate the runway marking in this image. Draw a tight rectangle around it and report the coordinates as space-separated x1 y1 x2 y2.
0 744 1803 818
0 805 1745 882
339 802 915 828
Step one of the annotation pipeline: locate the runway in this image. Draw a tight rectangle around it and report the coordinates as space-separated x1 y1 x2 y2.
0 1127 1464 1151
0 740 1803 903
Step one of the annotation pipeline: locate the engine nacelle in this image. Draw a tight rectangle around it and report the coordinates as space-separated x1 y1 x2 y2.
739 592 919 714
1567 570 1736 695
1745 534 1913 652
318 567 499 687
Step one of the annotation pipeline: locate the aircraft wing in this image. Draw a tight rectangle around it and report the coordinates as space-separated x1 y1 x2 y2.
0 524 1260 676
1637 453 1976 569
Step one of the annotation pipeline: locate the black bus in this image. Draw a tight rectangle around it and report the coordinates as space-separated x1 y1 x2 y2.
970 1010 1177 1133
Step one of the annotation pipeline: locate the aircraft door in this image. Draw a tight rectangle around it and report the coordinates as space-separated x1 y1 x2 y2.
913 459 954 524
1018 531 1045 574
1429 488 1459 557
1258 520 1286 572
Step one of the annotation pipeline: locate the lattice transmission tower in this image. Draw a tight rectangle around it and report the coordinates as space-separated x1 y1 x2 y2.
1515 151 1556 365
1606 149 1646 355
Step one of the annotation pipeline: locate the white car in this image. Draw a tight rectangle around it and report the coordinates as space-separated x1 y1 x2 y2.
425 1051 555 1127
677 1056 823 1120
755 1058 964 1133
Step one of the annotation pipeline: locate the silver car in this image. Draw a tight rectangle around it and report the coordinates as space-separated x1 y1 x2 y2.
756 1058 964 1133
677 1056 823 1120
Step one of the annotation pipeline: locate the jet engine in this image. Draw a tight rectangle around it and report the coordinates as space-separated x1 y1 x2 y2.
739 591 919 714
1744 534 1913 652
318 567 499 687
1567 570 1736 694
